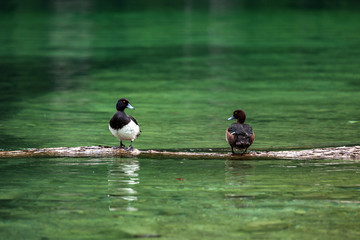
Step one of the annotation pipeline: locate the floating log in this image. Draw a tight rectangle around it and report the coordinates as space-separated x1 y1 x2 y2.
0 146 359 160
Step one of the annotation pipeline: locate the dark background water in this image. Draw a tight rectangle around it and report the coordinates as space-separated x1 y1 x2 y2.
0 0 359 151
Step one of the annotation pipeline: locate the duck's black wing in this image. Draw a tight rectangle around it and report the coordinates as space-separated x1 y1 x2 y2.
129 115 139 125
228 123 253 148
109 111 130 129
228 123 253 136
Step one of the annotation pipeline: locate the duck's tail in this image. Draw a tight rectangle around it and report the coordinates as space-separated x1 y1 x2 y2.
235 135 251 149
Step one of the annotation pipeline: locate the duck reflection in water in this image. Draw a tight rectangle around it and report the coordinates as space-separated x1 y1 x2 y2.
107 159 140 212
225 160 253 185
225 160 255 206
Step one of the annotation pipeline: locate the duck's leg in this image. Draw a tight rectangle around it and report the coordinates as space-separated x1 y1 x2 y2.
242 148 248 154
125 141 134 151
231 146 235 154
120 140 125 148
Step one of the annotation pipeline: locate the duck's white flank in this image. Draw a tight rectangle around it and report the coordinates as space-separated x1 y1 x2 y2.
109 120 140 141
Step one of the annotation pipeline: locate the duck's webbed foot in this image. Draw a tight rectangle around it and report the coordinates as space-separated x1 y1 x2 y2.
124 141 135 151
124 146 134 151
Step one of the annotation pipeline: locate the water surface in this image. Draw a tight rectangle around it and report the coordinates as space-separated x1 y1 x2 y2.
1 2 360 240
0 157 359 239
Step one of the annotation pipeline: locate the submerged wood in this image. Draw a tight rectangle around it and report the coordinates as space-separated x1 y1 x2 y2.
0 146 359 160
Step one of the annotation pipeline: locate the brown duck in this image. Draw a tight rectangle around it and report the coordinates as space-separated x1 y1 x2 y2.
226 110 255 154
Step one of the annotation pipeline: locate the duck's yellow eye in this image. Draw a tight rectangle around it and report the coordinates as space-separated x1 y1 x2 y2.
123 101 126 103
234 112 237 114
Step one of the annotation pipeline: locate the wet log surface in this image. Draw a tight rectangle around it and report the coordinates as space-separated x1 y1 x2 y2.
0 146 359 160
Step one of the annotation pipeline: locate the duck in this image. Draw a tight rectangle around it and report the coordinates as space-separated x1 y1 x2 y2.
226 109 255 154
109 98 140 150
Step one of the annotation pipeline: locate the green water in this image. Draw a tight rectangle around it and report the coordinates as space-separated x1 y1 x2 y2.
1 1 360 239
0 157 359 240
0 3 359 151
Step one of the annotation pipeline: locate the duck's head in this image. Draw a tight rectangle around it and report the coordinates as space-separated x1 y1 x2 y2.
116 98 135 111
227 109 246 123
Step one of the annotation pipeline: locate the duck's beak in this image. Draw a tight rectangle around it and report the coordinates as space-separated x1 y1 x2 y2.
126 103 135 110
227 116 234 120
